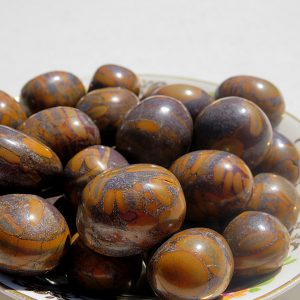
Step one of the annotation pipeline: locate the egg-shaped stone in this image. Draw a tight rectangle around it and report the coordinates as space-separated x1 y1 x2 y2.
64 145 128 209
152 84 213 119
246 173 300 231
67 237 142 295
223 211 290 278
215 75 285 127
254 131 299 184
194 97 272 168
21 71 86 113
19 106 100 163
89 64 140 95
0 194 70 275
0 90 27 128
147 228 234 300
170 150 253 223
116 96 193 168
0 125 63 189
76 87 139 145
77 164 186 256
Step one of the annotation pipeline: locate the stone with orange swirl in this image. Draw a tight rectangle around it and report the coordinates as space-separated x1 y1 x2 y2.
246 173 300 231
254 131 300 184
0 91 27 128
64 145 128 209
76 87 139 145
0 194 70 275
152 83 213 120
147 228 234 300
77 164 186 257
19 106 101 163
193 97 273 168
223 211 290 278
170 150 253 223
0 125 62 189
67 236 142 295
89 64 140 95
215 75 285 127
116 96 193 168
21 71 86 113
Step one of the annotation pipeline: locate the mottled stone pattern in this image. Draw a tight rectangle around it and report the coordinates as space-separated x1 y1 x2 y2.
152 83 213 120
0 194 70 275
67 237 142 294
76 87 139 145
254 131 300 184
21 71 86 113
194 97 273 168
170 150 253 222
246 173 300 231
0 125 62 188
116 96 193 168
215 75 285 127
0 91 27 128
19 106 100 163
223 211 290 278
77 164 186 257
147 228 234 300
89 64 140 95
64 145 128 209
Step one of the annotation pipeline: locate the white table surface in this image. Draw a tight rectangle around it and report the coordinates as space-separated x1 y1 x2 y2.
0 0 299 299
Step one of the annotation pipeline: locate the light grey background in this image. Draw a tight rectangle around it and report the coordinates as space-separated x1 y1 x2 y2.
0 0 299 299
0 0 299 117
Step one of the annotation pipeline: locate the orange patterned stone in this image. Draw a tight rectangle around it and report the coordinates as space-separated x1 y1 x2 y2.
170 150 253 223
76 87 139 145
67 237 142 294
19 106 100 163
0 125 62 189
64 145 128 209
152 83 213 119
223 211 290 278
0 91 27 128
254 131 300 184
77 164 186 256
21 71 86 113
0 194 70 275
215 75 285 127
193 97 272 168
116 96 193 168
89 64 140 95
246 173 300 231
147 228 234 300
